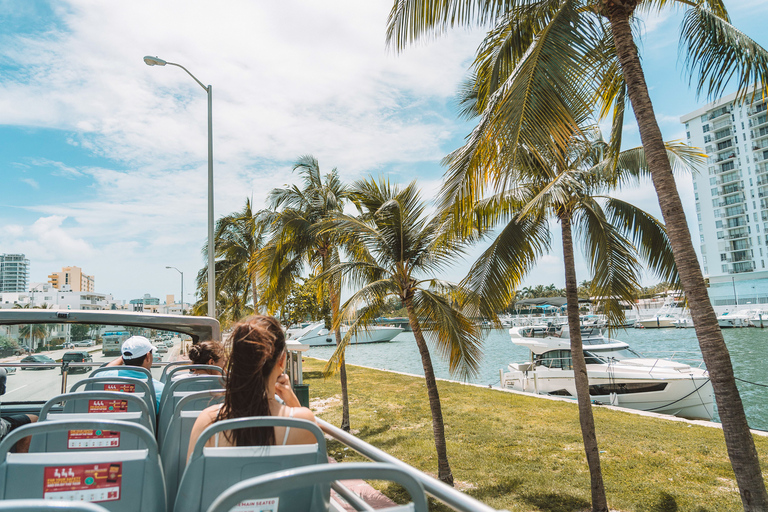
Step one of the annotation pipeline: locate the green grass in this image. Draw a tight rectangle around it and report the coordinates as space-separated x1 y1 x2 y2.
302 357 768 512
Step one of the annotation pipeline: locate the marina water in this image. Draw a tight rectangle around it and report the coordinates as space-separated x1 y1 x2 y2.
308 327 768 431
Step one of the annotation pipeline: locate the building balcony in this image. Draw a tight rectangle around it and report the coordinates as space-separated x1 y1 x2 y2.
723 207 747 218
721 173 741 184
755 151 768 164
729 266 755 274
749 102 767 116
751 115 768 129
719 197 745 208
709 106 732 121
753 126 768 141
719 182 741 193
754 139 768 152
725 230 749 240
714 152 737 163
713 129 733 142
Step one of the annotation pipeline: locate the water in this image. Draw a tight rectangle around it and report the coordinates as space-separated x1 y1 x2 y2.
307 326 768 431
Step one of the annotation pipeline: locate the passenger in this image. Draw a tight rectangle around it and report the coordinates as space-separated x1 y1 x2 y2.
174 340 227 378
103 336 164 412
0 368 37 452
187 315 316 459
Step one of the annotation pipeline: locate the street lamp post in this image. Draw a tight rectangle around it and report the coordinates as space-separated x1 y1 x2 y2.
166 266 184 315
145 56 215 319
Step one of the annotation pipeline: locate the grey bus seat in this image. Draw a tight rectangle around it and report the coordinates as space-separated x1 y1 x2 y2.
31 392 155 451
160 390 224 510
206 462 428 512
0 420 165 512
71 377 155 426
157 374 224 446
0 499 110 511
159 362 191 383
161 363 223 384
89 367 156 407
173 417 328 512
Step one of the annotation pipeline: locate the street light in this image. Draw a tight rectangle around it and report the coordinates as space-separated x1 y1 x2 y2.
165 266 184 315
145 55 215 319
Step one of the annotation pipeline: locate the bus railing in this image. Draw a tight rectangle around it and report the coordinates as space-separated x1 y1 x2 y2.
317 418 509 512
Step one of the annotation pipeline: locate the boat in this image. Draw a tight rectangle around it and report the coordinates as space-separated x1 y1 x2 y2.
633 299 685 329
286 321 403 346
716 308 768 328
500 323 714 420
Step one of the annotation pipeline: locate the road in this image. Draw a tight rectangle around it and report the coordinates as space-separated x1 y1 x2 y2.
0 344 182 403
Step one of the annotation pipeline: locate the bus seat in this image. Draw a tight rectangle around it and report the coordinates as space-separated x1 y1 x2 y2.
157 375 224 446
0 499 110 511
206 462 428 512
0 420 165 512
88 368 156 406
160 390 224 510
31 392 156 451
71 377 155 427
159 362 191 383
173 417 328 512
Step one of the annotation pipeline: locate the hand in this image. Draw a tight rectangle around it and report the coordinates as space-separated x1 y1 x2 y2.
275 374 300 407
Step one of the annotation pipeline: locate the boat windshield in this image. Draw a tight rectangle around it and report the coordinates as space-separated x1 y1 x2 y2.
591 347 642 360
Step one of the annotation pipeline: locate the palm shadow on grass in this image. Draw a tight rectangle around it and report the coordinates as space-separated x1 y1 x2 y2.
519 491 590 512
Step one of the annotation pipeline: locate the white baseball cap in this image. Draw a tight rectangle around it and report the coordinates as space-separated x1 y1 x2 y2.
121 336 155 359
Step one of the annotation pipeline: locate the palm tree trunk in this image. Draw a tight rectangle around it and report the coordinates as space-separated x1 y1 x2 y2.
403 295 454 486
325 253 351 432
605 6 768 510
561 214 609 512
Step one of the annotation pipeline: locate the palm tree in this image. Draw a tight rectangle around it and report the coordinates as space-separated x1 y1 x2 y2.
258 155 355 431
196 198 268 322
321 177 483 486
386 2 768 507
18 324 50 351
460 126 686 509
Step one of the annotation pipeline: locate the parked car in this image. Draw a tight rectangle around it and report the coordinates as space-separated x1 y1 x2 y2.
74 339 95 347
13 345 32 356
19 354 56 370
61 351 93 374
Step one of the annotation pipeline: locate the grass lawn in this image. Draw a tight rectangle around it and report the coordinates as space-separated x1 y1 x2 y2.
302 357 768 512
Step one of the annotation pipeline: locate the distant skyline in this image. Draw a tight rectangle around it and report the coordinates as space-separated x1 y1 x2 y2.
1 1 767 303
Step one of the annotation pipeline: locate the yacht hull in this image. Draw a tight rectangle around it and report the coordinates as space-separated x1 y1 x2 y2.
502 367 714 420
287 322 403 346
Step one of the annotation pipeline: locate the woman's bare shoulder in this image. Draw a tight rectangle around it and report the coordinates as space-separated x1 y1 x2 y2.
290 406 316 422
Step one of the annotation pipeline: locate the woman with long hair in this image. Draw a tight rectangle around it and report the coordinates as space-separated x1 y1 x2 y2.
187 315 316 455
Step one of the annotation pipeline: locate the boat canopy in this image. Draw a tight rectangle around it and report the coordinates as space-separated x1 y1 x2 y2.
514 297 591 308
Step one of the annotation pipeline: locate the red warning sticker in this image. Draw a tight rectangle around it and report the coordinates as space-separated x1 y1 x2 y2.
43 463 122 502
87 400 128 413
103 383 135 392
67 429 121 449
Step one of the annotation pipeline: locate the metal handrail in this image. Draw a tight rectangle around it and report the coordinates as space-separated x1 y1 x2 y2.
316 418 507 512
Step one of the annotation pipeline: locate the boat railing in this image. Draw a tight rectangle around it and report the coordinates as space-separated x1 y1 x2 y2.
317 418 507 512
635 351 707 370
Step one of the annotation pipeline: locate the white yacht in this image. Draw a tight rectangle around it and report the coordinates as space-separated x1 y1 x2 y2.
633 299 685 329
716 310 753 328
501 324 714 420
286 321 404 346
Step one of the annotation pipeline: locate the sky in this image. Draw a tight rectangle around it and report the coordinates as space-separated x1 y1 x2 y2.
1 0 767 305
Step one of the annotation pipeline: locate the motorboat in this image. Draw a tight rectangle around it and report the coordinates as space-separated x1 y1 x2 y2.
633 299 685 329
673 309 695 328
286 321 404 346
501 324 714 420
716 308 768 328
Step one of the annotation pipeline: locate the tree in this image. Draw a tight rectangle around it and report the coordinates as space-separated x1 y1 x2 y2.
196 198 268 322
70 324 89 341
321 177 483 485
386 2 768 507
259 155 355 431
459 126 683 508
280 277 324 327
18 324 50 351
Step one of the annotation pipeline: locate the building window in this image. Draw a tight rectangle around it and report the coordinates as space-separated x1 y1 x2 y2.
717 231 724 239
703 124 710 132
716 220 723 228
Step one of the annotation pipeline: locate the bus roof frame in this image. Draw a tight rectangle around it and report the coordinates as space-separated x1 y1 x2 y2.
0 310 221 344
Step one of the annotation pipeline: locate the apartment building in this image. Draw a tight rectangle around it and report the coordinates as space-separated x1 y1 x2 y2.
48 265 95 292
0 254 30 293
681 90 768 305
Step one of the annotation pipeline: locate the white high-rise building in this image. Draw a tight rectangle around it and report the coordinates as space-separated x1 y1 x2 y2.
681 91 768 306
0 254 30 293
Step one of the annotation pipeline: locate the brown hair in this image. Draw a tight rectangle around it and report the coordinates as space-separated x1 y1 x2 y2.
217 315 286 446
188 340 225 366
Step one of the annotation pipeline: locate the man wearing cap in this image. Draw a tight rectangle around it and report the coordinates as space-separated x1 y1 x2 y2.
103 336 164 412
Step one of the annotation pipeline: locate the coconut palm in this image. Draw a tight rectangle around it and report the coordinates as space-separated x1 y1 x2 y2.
18 324 50 351
258 155 355 431
386 2 768 507
320 177 484 486
461 126 688 509
196 198 268 322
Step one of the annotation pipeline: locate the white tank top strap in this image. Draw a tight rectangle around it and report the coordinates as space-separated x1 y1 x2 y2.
281 408 295 445
214 432 220 447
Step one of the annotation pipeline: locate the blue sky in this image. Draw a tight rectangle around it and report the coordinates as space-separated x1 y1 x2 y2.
1 0 767 304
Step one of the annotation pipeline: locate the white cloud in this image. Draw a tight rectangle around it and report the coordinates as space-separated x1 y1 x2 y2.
20 178 39 189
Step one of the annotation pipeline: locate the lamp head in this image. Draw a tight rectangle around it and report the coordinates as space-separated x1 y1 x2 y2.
144 56 167 66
